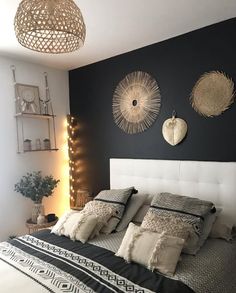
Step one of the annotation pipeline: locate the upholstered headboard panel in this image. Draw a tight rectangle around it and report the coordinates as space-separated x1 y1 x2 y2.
110 159 236 224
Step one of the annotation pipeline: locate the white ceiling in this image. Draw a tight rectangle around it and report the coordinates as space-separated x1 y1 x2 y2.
0 0 235 70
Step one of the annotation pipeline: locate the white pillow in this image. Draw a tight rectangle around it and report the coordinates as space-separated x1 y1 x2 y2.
115 193 147 232
51 210 98 243
51 210 76 235
63 212 97 243
116 223 184 276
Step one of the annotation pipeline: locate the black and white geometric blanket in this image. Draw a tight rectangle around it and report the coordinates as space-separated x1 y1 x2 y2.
0 230 194 293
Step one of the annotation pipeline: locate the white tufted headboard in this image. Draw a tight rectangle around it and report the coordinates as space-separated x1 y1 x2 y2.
110 158 236 224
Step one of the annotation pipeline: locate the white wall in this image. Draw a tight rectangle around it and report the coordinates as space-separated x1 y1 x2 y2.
0 56 70 241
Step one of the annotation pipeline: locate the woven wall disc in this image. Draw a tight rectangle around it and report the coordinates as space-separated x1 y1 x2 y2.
113 71 161 134
190 71 235 117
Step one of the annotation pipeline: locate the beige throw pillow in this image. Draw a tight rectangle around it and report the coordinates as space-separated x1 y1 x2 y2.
63 212 97 243
51 210 76 236
116 223 184 276
82 201 117 239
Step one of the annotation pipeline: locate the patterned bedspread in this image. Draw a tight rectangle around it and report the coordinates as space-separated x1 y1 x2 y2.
0 230 193 293
89 231 236 293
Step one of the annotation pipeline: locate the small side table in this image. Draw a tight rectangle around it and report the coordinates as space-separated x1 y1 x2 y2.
26 218 58 234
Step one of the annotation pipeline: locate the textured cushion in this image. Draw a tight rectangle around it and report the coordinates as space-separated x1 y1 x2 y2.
149 192 215 254
63 212 97 243
116 193 147 232
51 210 98 243
142 210 191 241
132 204 150 224
82 201 117 239
95 187 136 232
116 223 184 276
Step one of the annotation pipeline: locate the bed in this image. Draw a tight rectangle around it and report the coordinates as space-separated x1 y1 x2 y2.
0 158 236 293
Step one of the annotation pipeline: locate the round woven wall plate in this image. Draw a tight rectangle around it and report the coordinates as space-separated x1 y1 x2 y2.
190 71 235 117
113 71 161 134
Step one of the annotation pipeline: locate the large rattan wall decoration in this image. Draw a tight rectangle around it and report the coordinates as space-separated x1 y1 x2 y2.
190 71 235 117
112 71 161 134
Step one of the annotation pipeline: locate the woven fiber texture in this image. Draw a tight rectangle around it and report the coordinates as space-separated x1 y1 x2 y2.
190 71 235 117
14 0 86 54
113 71 161 134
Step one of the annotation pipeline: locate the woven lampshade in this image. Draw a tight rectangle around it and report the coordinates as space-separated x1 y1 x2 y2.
14 0 86 54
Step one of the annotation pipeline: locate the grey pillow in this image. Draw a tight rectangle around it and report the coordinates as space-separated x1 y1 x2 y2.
150 193 214 236
184 209 221 255
116 193 147 232
95 187 136 233
150 193 215 255
132 204 150 224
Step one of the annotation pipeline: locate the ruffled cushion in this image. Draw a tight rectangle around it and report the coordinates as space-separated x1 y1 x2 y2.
116 223 184 276
51 210 97 243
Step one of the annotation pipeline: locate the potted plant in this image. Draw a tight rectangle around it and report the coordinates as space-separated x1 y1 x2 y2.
15 171 60 223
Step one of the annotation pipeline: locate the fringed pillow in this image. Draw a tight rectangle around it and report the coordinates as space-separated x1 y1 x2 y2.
51 201 117 242
116 223 184 276
51 210 97 243
82 201 117 238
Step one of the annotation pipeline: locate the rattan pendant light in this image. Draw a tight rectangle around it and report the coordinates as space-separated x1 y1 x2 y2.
14 0 86 54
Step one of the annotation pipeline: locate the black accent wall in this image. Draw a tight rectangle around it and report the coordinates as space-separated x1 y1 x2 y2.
69 18 236 195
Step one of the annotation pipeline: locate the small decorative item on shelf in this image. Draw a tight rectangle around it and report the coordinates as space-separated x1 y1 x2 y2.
15 83 40 114
14 171 60 223
35 138 41 150
23 139 32 151
12 66 58 154
43 138 51 150
39 73 54 115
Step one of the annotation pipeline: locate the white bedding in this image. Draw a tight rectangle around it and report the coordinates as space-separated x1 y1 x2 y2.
0 257 49 293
